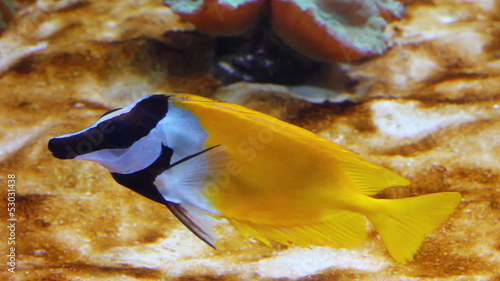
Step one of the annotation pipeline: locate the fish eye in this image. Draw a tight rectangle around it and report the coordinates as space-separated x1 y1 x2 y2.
100 108 122 118
105 120 134 148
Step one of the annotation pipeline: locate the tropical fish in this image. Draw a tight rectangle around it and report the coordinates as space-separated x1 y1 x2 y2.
48 94 461 263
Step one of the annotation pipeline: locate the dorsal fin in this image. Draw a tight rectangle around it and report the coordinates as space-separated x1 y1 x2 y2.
337 156 410 195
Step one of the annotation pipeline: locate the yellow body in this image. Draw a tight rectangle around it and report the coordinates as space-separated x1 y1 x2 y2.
170 94 461 263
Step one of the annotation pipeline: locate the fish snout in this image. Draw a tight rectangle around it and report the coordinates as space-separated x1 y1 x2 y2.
48 137 95 159
48 137 81 159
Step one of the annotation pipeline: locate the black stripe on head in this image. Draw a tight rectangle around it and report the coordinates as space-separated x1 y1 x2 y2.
48 95 170 159
111 144 174 204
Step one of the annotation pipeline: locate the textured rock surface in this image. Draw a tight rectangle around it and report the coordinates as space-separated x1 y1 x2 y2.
0 0 499 280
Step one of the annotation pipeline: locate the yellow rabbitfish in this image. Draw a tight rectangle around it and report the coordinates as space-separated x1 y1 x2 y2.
48 94 461 263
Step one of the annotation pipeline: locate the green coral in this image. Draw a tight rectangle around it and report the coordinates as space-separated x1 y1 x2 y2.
164 0 204 14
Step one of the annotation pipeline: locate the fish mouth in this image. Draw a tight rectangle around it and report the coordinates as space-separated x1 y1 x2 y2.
48 137 77 159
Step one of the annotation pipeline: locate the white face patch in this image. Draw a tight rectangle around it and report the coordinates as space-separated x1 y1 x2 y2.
158 103 208 164
75 127 164 174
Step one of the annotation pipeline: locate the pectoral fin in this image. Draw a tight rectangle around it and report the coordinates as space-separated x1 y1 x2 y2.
166 202 220 248
155 145 229 248
154 145 229 213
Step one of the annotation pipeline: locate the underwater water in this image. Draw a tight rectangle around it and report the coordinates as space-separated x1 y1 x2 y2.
0 0 499 280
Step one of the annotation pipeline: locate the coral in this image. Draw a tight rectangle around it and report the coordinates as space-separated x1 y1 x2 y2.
164 0 406 62
272 0 405 62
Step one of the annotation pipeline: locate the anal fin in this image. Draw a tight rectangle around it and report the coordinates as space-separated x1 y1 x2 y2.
227 211 367 249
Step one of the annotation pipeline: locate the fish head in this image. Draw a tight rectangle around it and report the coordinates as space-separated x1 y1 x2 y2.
48 94 171 174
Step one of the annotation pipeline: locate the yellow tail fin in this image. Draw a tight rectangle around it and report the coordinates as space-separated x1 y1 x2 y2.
367 192 461 263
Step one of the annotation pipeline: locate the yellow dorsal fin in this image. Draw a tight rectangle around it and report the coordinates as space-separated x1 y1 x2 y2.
337 156 410 196
227 211 367 249
307 137 410 196
170 93 319 137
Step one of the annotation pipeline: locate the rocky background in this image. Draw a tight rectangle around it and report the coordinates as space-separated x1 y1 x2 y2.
0 0 499 280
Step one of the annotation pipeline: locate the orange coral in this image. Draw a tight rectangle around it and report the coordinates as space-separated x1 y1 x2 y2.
164 0 267 36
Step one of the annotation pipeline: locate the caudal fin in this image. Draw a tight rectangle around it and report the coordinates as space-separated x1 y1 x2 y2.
367 192 461 263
